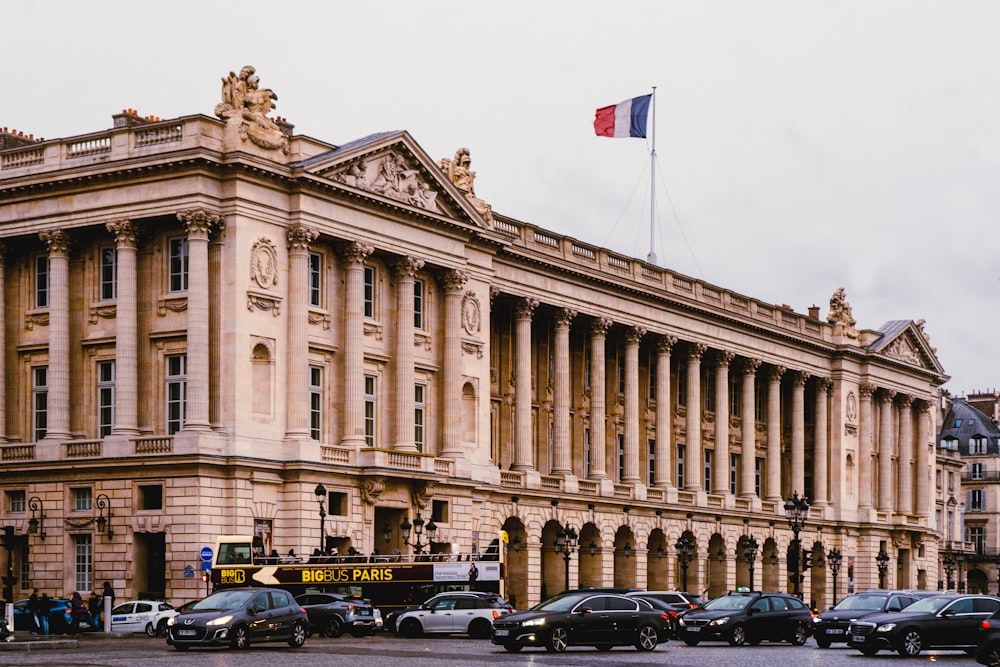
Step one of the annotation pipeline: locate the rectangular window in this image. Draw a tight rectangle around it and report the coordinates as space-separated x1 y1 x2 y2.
72 487 92 511
363 266 375 319
7 490 25 513
647 439 656 486
948 472 955 493
704 449 713 491
414 384 426 453
617 345 625 394
139 485 163 510
936 469 942 490
309 366 322 441
648 355 657 401
413 279 424 329
616 434 625 482
583 428 591 478
703 371 715 412
74 534 93 593
676 444 686 488
100 246 117 301
168 237 189 292
755 377 766 421
583 345 591 389
35 256 49 308
329 492 348 516
730 453 739 495
308 251 322 308
364 375 377 447
755 457 764 497
32 366 48 441
166 354 187 435
98 360 115 437
729 377 740 417
970 489 985 511
971 462 985 480
971 437 988 455
677 364 687 406
969 526 986 554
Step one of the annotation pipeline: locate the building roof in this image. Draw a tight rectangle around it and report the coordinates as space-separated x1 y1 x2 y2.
939 399 1000 455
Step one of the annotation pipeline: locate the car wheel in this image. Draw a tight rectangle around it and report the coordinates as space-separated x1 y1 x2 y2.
229 624 250 650
815 636 831 649
547 625 570 653
982 645 1000 667
288 621 307 648
683 637 700 646
860 647 878 657
788 621 809 646
728 622 747 647
324 616 343 638
468 618 491 639
399 618 423 638
156 619 169 637
145 622 158 637
898 628 922 657
503 641 522 652
635 625 659 651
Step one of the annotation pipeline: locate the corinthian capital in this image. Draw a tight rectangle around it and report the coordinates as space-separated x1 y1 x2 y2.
286 224 318 252
393 256 424 279
39 230 71 255
177 209 222 239
341 241 374 265
106 219 138 247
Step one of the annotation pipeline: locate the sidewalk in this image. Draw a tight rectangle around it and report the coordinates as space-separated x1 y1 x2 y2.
0 631 134 651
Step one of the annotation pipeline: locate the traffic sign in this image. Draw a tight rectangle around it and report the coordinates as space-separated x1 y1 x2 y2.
200 546 213 562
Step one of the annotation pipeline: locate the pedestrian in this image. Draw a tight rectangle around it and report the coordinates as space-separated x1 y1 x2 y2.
69 591 85 636
37 593 52 634
26 589 40 635
468 561 479 589
101 581 116 629
88 592 103 631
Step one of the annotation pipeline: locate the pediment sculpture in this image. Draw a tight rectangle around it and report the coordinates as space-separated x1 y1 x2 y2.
215 65 289 154
331 153 440 211
439 147 494 223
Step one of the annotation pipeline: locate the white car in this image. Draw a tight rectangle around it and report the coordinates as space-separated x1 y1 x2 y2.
110 600 179 636
395 592 513 639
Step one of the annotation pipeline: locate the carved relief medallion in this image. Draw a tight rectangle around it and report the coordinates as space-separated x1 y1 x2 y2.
846 391 858 421
251 238 278 289
462 291 481 335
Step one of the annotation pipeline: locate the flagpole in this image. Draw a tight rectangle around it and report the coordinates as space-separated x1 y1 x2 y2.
647 86 657 265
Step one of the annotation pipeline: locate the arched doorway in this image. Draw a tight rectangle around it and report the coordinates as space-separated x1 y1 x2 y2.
647 528 669 589
614 525 636 588
969 568 990 594
707 533 726 598
808 540 826 610
501 516 527 610
541 520 564 599
762 538 780 592
578 522 602 588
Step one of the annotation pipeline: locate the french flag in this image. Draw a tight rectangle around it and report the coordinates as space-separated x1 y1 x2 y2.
594 94 651 138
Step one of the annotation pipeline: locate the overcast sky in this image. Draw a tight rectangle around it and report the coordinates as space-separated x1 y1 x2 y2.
4 1 998 396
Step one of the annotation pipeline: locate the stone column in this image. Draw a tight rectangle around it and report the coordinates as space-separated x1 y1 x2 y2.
340 241 374 447
713 351 734 495
177 210 220 431
654 336 677 488
740 358 761 498
897 394 914 515
551 308 576 474
285 224 318 440
684 344 707 492
790 371 809 497
877 389 897 513
858 383 876 512
915 400 931 516
623 326 645 483
0 245 6 442
39 230 71 440
106 220 140 436
440 269 469 458
766 366 785 502
589 317 612 479
393 257 424 452
813 378 830 506
512 298 538 471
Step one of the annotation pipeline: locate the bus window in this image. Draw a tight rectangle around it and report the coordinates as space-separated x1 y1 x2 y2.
217 542 252 565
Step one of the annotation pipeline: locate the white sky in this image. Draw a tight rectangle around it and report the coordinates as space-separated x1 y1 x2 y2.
4 0 998 396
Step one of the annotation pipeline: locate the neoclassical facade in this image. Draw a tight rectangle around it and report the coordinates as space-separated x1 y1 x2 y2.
0 67 947 607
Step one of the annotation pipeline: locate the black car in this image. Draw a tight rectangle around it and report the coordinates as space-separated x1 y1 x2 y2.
626 591 703 636
812 590 931 647
847 593 1000 657
295 592 376 638
490 591 670 653
676 590 812 646
976 607 1000 666
167 587 308 651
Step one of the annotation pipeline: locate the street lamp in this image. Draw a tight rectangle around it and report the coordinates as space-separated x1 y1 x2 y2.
314 484 327 553
941 552 955 590
742 535 759 590
784 491 810 599
95 493 114 539
400 512 437 554
555 524 578 592
827 548 843 606
675 534 695 592
27 496 45 541
876 547 890 589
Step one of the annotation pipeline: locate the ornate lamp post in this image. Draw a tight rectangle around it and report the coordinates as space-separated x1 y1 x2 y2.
675 534 695 592
555 524 578 592
742 535 759 590
784 491 810 599
876 547 891 589
827 548 843 606
400 512 437 554
27 496 45 541
95 493 114 539
941 552 955 590
314 484 327 553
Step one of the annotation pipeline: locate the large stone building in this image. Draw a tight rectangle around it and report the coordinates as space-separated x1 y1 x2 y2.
0 66 948 607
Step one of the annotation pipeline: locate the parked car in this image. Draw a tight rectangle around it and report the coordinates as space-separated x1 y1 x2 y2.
13 597 95 634
847 593 1000 657
110 600 178 636
626 591 703 636
676 590 813 646
812 590 932 648
976 607 1000 666
395 591 513 638
294 592 376 637
166 587 308 651
490 591 670 652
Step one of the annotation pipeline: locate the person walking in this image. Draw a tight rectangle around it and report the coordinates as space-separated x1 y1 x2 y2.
88 592 103 632
68 591 85 636
37 593 53 634
100 581 116 630
26 589 40 635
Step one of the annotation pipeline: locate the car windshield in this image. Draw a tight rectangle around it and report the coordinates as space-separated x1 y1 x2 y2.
898 596 951 614
703 596 752 611
531 594 590 612
832 595 887 611
190 590 255 611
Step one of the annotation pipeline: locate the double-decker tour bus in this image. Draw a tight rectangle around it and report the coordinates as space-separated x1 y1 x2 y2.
209 535 505 613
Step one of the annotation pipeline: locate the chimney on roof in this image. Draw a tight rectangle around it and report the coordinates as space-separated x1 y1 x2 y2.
112 108 156 129
808 305 820 320
0 127 43 150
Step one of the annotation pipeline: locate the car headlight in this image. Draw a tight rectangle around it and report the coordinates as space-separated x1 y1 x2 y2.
167 617 176 627
206 615 234 626
677 617 687 627
522 618 546 627
708 617 729 627
876 623 896 633
812 616 823 624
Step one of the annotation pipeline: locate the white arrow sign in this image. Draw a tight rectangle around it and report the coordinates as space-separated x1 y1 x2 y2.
252 566 279 585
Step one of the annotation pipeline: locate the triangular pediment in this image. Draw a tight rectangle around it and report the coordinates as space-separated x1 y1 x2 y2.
297 131 488 228
868 319 945 374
